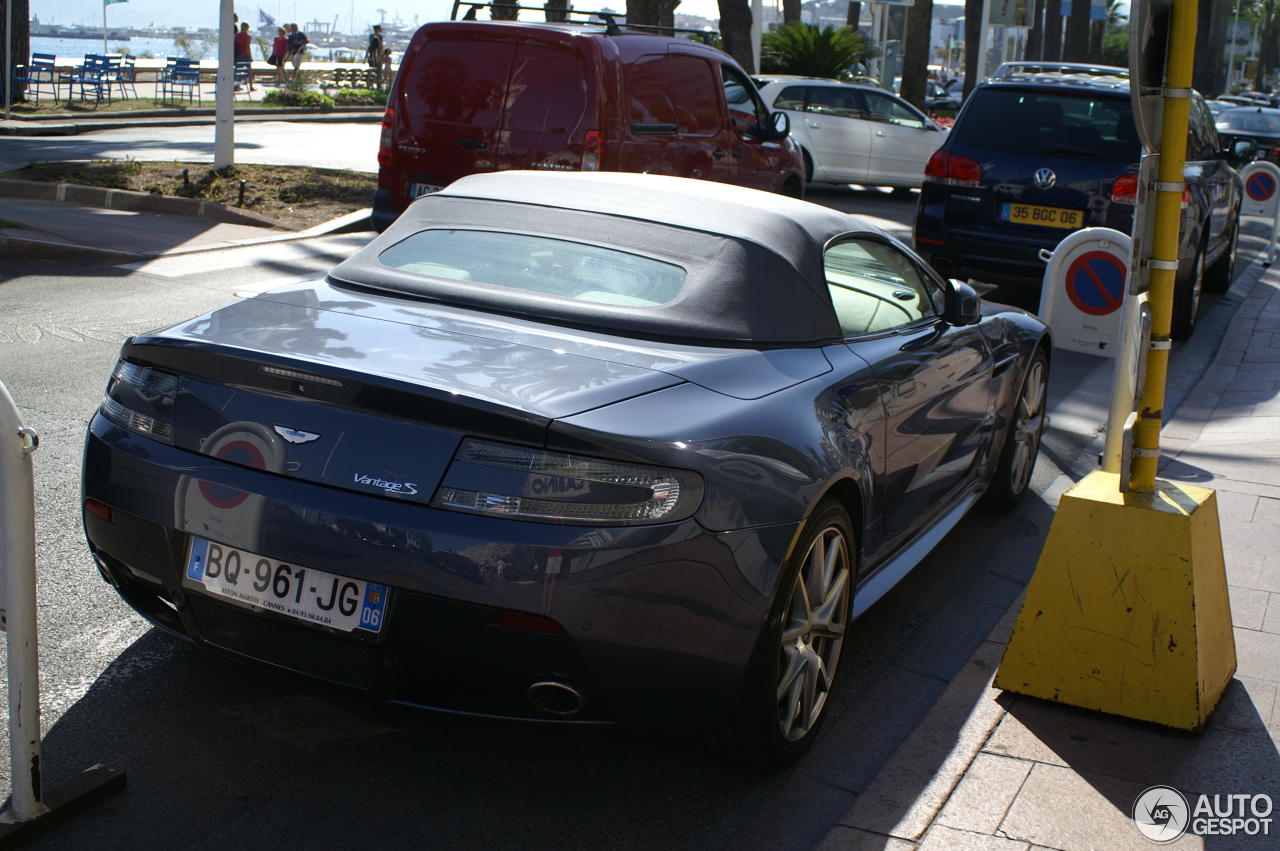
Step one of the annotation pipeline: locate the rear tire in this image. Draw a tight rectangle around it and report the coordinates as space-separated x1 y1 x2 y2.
801 148 814 184
782 176 804 199
1171 238 1206 340
1203 220 1238 294
687 499 853 768
985 348 1048 510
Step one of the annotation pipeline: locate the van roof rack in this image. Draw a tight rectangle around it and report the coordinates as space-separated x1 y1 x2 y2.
449 2 719 44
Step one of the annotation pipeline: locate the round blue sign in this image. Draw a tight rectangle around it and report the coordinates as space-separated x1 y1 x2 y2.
1065 251 1126 316
1247 171 1277 203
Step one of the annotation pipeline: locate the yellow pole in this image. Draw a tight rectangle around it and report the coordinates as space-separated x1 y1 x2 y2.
1130 0 1199 493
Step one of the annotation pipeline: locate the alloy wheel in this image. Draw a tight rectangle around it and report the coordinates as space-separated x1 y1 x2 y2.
776 524 850 742
1008 356 1047 496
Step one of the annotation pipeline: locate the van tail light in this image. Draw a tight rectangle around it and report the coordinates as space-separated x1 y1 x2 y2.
1111 173 1139 205
582 129 605 171
923 151 980 187
378 107 395 168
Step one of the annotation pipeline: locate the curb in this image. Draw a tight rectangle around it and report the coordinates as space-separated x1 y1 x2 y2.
0 207 372 263
0 178 282 229
0 108 383 136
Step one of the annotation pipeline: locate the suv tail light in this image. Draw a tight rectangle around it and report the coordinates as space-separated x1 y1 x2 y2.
923 151 981 187
378 108 395 168
582 129 604 171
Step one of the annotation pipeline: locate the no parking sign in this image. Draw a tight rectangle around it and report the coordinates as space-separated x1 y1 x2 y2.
1039 228 1133 356
1240 161 1280 264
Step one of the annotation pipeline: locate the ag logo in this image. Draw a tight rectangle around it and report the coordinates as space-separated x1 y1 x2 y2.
1133 785 1190 843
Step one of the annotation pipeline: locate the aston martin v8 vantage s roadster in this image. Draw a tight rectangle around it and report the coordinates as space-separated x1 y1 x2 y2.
82 172 1049 767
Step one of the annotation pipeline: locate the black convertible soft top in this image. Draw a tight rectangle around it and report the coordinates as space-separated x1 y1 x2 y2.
330 172 878 346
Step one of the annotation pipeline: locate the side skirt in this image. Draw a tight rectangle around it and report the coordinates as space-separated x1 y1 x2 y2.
851 488 983 618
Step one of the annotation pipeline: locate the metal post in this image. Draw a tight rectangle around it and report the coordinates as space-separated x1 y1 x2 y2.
752 0 763 74
1230 0 1241 90
214 0 235 169
4 0 12 120
1129 0 1198 493
0 380 45 823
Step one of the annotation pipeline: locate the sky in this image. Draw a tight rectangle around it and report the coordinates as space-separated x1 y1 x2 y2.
32 0 728 32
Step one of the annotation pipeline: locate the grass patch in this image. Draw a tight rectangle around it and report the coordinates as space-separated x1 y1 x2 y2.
3 160 376 230
0 220 22 229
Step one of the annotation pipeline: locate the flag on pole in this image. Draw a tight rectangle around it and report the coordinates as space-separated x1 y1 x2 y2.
259 8 276 26
104 0 128 5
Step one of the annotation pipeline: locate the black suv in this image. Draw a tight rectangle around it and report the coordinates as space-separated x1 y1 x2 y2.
913 73 1251 338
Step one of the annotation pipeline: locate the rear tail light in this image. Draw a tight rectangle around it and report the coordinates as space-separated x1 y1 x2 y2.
431 438 704 526
498 610 564 634
1111 173 1139 205
378 107 394 168
85 500 112 522
101 360 178 444
923 151 981 187
582 129 605 171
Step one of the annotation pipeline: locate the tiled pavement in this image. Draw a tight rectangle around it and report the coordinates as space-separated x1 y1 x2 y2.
813 265 1280 850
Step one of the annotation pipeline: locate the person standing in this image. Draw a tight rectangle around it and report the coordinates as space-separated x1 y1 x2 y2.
233 22 254 92
271 26 288 86
286 23 310 71
366 24 385 86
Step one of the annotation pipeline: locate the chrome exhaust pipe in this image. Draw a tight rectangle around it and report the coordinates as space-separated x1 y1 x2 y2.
527 680 588 715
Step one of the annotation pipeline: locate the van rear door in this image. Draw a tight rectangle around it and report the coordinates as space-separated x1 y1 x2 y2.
497 41 591 172
398 34 515 197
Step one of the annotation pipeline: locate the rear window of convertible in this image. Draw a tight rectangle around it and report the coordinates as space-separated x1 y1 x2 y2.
378 230 688 307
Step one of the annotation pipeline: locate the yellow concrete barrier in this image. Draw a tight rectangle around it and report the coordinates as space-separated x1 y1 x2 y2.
994 470 1235 730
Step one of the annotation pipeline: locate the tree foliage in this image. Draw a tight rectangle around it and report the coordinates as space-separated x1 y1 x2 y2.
759 22 877 80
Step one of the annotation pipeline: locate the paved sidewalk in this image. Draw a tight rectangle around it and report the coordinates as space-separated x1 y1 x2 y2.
815 264 1280 850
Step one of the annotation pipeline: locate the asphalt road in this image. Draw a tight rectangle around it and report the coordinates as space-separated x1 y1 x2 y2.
0 169 1268 849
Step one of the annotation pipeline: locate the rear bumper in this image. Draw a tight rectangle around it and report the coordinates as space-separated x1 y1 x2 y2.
914 207 1056 288
82 415 796 727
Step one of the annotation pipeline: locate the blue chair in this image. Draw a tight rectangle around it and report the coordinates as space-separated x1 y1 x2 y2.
159 57 201 105
109 54 138 100
13 53 59 104
60 55 110 106
233 61 252 98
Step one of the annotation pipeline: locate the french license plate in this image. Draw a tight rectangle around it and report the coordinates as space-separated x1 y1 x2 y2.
1002 203 1083 229
185 538 388 634
409 182 444 199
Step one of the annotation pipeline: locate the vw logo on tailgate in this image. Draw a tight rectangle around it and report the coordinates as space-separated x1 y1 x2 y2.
1033 168 1057 190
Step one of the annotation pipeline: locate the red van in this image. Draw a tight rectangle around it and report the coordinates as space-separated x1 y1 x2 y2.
373 6 805 231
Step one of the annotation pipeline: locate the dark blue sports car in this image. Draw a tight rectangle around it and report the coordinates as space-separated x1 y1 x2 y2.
82 172 1049 766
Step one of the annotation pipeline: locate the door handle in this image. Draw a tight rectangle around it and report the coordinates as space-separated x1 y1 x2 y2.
731 150 745 159
713 150 727 158
806 121 821 129
875 131 887 137
455 138 486 149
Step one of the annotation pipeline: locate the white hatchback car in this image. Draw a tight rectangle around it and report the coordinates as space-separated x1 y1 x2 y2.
754 76 948 189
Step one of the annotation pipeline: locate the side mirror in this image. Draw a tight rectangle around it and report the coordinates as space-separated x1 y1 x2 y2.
1228 138 1258 163
770 111 791 140
943 280 981 326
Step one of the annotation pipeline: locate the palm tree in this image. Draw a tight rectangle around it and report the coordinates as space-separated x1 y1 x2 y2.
760 22 878 79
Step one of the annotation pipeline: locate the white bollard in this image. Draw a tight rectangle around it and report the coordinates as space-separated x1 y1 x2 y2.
0 380 46 823
0 380 125 840
1038 228 1134 356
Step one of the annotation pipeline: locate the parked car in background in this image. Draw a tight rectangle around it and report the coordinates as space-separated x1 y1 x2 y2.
755 76 948 189
990 61 1129 82
83 171 1049 768
915 74 1251 339
925 79 961 115
373 4 803 232
1216 106 1280 163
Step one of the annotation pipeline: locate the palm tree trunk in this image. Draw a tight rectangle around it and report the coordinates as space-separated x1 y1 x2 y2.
627 0 662 27
1 0 30 106
1064 0 1091 62
847 2 861 29
718 0 755 72
783 0 802 25
658 0 680 34
544 0 570 23
1043 0 1063 62
1192 0 1227 97
900 0 933 112
963 0 983 99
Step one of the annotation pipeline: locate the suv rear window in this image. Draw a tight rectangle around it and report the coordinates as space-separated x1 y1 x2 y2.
954 89 1141 161
379 230 688 307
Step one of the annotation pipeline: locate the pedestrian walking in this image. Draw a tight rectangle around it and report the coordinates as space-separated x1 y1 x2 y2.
270 26 288 86
366 24 385 86
286 23 310 71
234 22 254 92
